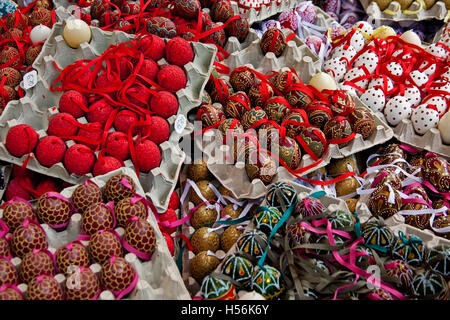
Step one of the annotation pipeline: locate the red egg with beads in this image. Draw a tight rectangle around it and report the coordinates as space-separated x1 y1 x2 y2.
100 256 136 296
88 229 123 264
104 174 136 203
71 180 103 214
65 266 101 300
10 219 48 258
19 249 55 284
26 275 64 300
55 241 90 275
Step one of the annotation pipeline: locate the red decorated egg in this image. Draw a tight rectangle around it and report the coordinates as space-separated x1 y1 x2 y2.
100 256 136 295
55 241 90 275
225 17 249 42
197 104 226 128
0 237 10 258
19 249 55 284
270 70 300 93
11 220 48 258
174 0 200 19
36 192 71 228
245 151 277 183
146 17 177 38
323 116 353 148
281 110 307 138
88 229 123 264
328 91 356 116
224 91 251 119
241 108 268 130
248 81 274 108
123 217 157 260
6 12 29 30
297 126 326 158
104 174 136 203
306 102 333 131
260 28 286 57
26 275 63 300
81 203 115 236
279 136 302 169
1 199 36 231
218 119 244 141
115 197 148 228
348 106 375 139
71 180 103 214
0 258 18 286
211 0 234 22
208 78 234 105
294 197 326 218
90 0 110 19
65 266 100 300
263 96 290 123
284 84 314 109
0 285 23 300
230 67 257 93
204 23 227 47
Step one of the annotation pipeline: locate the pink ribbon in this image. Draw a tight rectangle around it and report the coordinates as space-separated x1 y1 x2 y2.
422 181 450 201
122 239 151 261
371 170 389 189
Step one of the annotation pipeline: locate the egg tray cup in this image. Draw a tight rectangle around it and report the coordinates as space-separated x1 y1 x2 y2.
177 163 264 295
0 20 217 213
0 167 191 300
230 0 302 25
197 28 393 201
193 180 352 299
360 0 449 22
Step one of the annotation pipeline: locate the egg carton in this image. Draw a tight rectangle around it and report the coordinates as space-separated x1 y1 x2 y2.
360 0 449 22
296 5 340 40
0 167 191 300
230 0 301 25
200 32 393 200
192 180 350 298
0 20 216 213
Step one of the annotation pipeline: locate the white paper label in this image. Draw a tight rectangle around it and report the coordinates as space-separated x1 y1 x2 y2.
174 114 186 134
23 70 38 90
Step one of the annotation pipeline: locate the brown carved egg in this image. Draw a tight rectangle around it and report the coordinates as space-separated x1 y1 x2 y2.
187 158 212 182
229 67 257 93
26 275 63 300
241 107 268 131
0 285 23 300
260 28 286 57
123 217 156 260
248 81 274 107
104 174 136 203
323 116 354 148
369 184 402 219
191 227 220 254
223 204 242 219
19 249 55 284
221 225 243 252
245 150 277 183
348 106 375 139
188 180 217 206
2 199 36 231
284 85 314 109
55 241 90 275
88 229 123 264
65 266 101 300
270 70 300 93
225 91 251 119
190 204 218 229
190 251 220 283
0 258 18 286
422 154 450 193
100 256 136 295
71 180 103 214
0 237 10 258
81 203 115 236
36 192 72 228
115 197 148 228
11 219 48 258
282 110 307 138
306 102 333 131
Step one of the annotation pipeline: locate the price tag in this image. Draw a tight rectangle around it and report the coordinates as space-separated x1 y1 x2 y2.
23 70 38 90
174 114 186 134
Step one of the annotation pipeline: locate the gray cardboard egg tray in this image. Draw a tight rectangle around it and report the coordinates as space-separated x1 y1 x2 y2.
360 0 448 22
0 20 217 213
0 167 191 300
230 0 301 25
197 28 393 201
188 180 350 297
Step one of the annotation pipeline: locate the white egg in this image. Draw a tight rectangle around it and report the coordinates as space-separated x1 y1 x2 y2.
30 25 51 44
63 19 92 49
309 72 338 91
399 30 422 47
438 111 450 144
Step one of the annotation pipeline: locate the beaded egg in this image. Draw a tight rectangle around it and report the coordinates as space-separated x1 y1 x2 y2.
281 110 307 138
294 197 326 218
368 184 402 219
286 221 312 255
260 28 286 57
19 249 55 284
10 219 48 258
384 259 415 290
65 267 101 300
248 81 274 107
411 271 448 300
253 206 282 236
348 106 375 139
100 256 136 296
251 265 284 299
191 227 220 254
391 232 425 267
263 96 290 123
224 91 251 119
200 275 237 300
306 102 333 131
81 203 115 236
146 17 177 38
36 192 71 228
230 67 257 93
361 220 395 254
402 196 431 231
115 197 148 228
190 251 220 283
265 182 298 211
174 0 200 19
235 230 268 258
0 258 19 286
245 150 277 183
426 245 450 279
55 241 90 275
328 210 356 229
124 217 156 260
197 104 226 128
241 107 268 130
297 126 327 159
221 253 254 287
26 275 64 300
71 180 103 214
279 136 302 169
1 198 36 231
221 226 244 252
104 174 136 203
225 17 249 42
88 229 123 264
323 116 354 148
270 70 300 93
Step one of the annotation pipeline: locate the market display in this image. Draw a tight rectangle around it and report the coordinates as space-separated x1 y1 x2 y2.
0 0 448 301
